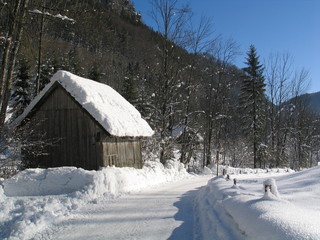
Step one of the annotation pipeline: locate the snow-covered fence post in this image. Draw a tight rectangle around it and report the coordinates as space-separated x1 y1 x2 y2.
222 168 227 176
264 183 271 192
263 178 280 199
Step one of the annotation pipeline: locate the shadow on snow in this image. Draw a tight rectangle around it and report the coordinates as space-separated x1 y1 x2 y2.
168 187 203 240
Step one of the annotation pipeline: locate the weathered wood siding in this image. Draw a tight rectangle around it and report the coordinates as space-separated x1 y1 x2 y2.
102 138 142 169
23 85 105 170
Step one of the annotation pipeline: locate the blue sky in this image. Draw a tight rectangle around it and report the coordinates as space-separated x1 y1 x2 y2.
133 0 320 94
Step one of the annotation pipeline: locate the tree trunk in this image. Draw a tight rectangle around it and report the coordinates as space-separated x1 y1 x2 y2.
0 0 24 98
35 1 46 95
0 0 29 130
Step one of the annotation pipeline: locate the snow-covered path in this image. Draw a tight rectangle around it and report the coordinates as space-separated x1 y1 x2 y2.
37 175 212 240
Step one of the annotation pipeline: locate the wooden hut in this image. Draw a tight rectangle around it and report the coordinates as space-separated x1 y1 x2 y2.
13 70 154 170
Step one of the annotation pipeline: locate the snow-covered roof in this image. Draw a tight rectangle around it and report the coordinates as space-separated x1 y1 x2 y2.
13 70 154 137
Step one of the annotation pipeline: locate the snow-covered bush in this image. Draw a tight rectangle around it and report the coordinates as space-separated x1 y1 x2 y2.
202 166 213 175
165 159 185 171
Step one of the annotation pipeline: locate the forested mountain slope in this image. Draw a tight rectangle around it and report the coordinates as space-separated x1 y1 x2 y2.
298 91 320 112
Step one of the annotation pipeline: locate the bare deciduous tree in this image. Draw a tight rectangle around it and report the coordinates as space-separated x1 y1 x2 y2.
149 0 191 163
179 14 213 165
265 52 293 166
202 37 240 167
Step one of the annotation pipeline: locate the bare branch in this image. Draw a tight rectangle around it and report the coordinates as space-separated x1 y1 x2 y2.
209 37 241 67
184 14 215 54
150 0 191 43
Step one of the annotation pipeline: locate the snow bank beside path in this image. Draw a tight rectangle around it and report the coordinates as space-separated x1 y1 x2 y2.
0 161 189 240
3 161 187 198
197 166 320 240
3 167 95 196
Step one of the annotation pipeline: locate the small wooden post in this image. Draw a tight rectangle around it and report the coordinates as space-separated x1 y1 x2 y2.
264 184 272 192
222 168 227 176
216 150 219 176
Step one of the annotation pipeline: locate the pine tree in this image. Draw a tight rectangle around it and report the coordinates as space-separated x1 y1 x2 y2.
38 55 62 93
64 47 81 75
10 58 31 120
88 64 102 82
39 61 52 92
239 45 266 168
121 62 139 105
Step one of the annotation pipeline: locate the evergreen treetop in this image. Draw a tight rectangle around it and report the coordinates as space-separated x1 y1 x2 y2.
240 44 266 168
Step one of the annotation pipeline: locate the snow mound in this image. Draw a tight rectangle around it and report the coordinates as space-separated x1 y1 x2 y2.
224 195 320 240
202 166 213 175
3 167 95 196
87 161 189 198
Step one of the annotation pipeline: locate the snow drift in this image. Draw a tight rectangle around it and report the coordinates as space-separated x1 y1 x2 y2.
196 166 320 240
3 161 187 198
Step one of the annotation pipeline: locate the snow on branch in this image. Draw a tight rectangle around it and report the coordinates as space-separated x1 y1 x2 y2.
29 9 75 23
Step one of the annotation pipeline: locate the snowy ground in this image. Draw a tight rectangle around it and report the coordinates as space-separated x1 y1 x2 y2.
1 162 320 240
34 175 211 240
0 161 190 239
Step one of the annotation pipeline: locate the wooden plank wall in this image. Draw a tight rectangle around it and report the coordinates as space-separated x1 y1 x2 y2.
102 138 142 169
24 85 104 170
